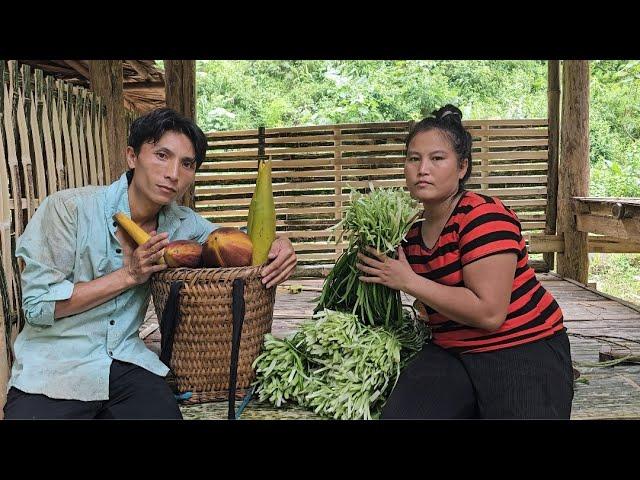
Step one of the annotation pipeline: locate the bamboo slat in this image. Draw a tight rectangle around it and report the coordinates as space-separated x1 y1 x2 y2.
69 98 84 187
16 93 35 220
59 86 75 189
76 90 89 186
100 99 110 184
91 97 103 185
29 91 47 203
51 94 66 190
0 103 14 313
85 98 98 185
3 83 23 238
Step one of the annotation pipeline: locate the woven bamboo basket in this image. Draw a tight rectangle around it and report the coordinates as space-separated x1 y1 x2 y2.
149 265 276 405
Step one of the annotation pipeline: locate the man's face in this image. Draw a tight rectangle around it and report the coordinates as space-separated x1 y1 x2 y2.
126 131 197 206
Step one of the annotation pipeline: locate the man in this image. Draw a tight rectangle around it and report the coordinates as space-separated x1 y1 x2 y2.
3 108 297 419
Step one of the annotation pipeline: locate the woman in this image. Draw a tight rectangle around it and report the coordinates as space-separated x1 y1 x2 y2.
356 105 574 419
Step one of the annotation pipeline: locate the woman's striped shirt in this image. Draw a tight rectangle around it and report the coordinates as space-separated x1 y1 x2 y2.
402 190 565 353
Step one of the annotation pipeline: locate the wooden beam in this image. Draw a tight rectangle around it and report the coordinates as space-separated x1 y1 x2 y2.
544 60 560 270
529 233 640 253
126 60 153 80
123 81 165 90
63 60 90 79
88 61 128 180
557 60 590 284
164 60 196 208
576 214 640 240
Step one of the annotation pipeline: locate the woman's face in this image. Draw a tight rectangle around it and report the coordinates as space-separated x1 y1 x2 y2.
404 129 468 204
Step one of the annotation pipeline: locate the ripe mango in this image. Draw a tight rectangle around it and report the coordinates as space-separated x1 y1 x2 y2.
164 240 203 268
202 227 253 268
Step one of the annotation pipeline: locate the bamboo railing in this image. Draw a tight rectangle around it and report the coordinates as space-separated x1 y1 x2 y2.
199 119 551 265
0 60 111 416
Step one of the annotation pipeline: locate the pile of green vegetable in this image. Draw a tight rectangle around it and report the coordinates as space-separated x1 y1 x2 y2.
316 187 422 328
253 309 428 419
253 187 428 420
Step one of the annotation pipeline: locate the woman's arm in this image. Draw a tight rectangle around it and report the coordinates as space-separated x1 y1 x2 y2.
357 247 517 332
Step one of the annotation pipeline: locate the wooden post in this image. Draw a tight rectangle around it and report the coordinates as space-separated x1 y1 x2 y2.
88 61 127 181
164 60 197 209
557 60 590 284
544 60 561 271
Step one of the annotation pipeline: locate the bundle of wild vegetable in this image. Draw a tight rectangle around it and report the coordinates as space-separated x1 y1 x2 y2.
315 187 421 328
253 309 429 420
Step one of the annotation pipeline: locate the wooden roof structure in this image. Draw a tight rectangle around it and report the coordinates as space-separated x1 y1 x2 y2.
16 60 165 113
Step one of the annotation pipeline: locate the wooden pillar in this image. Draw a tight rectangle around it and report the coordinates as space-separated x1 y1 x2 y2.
164 60 197 209
88 61 127 181
557 60 590 284
0 302 8 420
544 60 560 271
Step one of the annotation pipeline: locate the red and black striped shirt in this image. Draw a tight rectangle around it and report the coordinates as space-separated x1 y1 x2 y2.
403 190 564 353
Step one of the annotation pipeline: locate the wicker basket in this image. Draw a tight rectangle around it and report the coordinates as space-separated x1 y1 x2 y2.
149 265 276 405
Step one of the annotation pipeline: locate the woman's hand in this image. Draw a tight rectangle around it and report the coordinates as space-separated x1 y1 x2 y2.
260 236 297 288
356 246 416 292
123 231 169 286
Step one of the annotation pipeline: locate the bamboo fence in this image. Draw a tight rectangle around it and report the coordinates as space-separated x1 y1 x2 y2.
0 60 110 417
199 119 551 265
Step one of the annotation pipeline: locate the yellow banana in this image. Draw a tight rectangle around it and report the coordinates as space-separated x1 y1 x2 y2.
112 211 166 265
248 159 276 265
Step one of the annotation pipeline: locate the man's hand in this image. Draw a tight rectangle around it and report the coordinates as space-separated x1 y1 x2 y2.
260 236 297 288
123 231 169 286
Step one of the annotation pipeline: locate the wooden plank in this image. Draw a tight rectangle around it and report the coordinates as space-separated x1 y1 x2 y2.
196 193 352 208
576 214 640 240
575 198 640 218
474 139 548 148
291 242 348 252
200 206 343 217
295 252 339 262
473 151 548 161
529 233 640 254
200 159 549 174
484 127 548 137
207 143 406 158
574 197 640 207
477 162 547 172
196 181 547 197
550 272 640 315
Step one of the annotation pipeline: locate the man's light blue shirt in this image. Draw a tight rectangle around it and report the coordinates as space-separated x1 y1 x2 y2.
8 172 218 401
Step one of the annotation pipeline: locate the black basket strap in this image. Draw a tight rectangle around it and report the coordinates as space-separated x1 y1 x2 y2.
159 280 184 368
228 278 246 420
